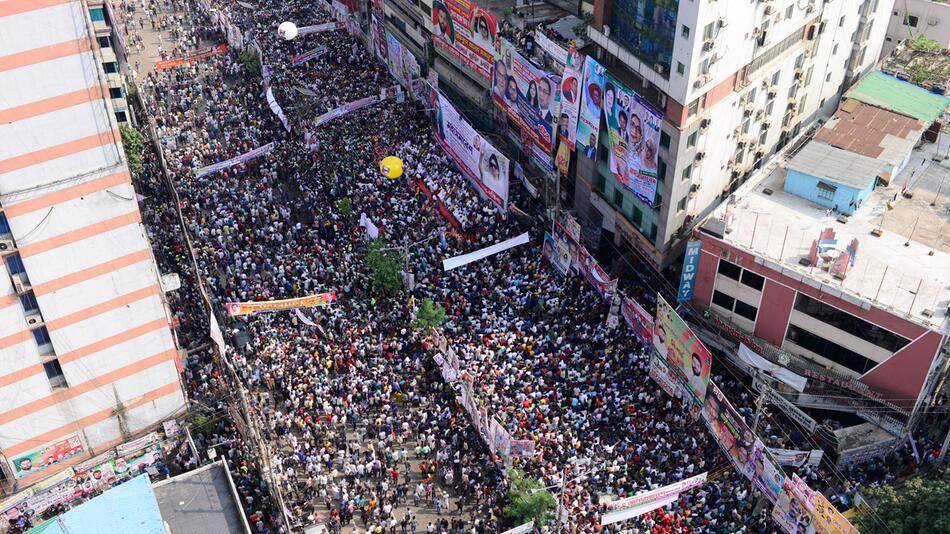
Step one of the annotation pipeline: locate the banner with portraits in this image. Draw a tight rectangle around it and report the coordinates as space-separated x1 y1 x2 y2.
492 39 559 154
601 472 707 526
542 232 573 277
576 56 605 160
603 74 662 206
195 142 275 177
578 246 615 300
654 295 712 403
772 476 817 534
427 86 510 209
768 448 824 469
429 0 497 81
10 434 85 479
622 296 654 346
226 292 337 316
384 29 421 88
557 61 583 149
702 381 786 503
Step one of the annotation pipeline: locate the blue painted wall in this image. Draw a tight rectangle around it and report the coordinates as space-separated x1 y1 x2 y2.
783 169 875 214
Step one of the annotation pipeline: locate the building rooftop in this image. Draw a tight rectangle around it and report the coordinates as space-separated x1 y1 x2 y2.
703 140 950 334
814 100 926 172
787 140 886 190
29 475 164 534
153 461 248 534
881 39 950 94
846 71 950 123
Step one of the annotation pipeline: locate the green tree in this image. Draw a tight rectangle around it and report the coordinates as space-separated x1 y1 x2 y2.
337 196 353 218
413 298 446 329
192 414 217 437
855 477 950 534
239 50 262 78
120 124 145 180
503 469 556 526
365 239 404 293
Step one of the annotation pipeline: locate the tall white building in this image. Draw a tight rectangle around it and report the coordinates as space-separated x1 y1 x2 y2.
578 0 894 269
0 0 185 490
882 0 950 56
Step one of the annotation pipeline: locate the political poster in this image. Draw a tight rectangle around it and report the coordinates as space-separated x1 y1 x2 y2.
429 0 498 81
508 439 535 457
772 478 817 534
576 56 605 160
427 86 509 209
621 296 654 346
155 43 228 70
768 448 824 468
297 20 346 35
702 382 786 503
677 240 702 302
603 74 662 205
74 452 117 493
114 434 163 477
195 142 275 177
555 142 570 175
811 491 859 534
578 247 615 300
492 39 559 153
384 29 421 88
557 62 583 149
10 434 85 479
313 95 382 127
291 46 328 66
536 31 569 65
542 232 572 277
226 292 337 316
370 14 386 62
649 352 684 400
654 295 712 403
601 472 707 526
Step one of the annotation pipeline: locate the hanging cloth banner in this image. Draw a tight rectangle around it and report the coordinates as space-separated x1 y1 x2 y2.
312 85 402 127
442 232 530 271
294 308 317 326
155 43 228 70
195 142 275 177
226 292 337 316
297 20 347 35
266 87 291 132
601 472 708 526
291 46 329 66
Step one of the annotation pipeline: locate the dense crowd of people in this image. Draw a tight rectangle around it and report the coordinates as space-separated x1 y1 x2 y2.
109 0 948 533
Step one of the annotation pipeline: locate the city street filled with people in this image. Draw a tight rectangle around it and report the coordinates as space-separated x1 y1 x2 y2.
109 1 948 533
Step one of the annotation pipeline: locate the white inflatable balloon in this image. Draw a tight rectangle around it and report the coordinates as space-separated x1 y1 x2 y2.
278 21 298 41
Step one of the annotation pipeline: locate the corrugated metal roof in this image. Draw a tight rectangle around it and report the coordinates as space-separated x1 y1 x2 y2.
787 141 886 190
846 71 950 123
813 100 925 166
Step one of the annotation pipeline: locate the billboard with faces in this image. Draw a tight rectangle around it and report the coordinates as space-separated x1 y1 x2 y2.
653 294 712 404
603 74 663 206
492 39 559 155
429 0 497 81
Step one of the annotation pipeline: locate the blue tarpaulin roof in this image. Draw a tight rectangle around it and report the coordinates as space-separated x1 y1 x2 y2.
29 475 165 534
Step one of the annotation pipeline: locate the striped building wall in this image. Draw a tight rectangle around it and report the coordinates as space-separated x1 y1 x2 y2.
0 0 185 489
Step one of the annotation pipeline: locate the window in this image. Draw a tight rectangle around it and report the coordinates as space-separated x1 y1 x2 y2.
677 197 687 212
704 22 716 39
596 172 606 193
43 359 68 389
677 61 685 75
660 131 671 149
786 325 877 374
717 259 741 280
734 300 758 322
648 223 658 242
758 128 768 145
0 212 10 234
89 7 105 21
5 254 26 275
713 290 736 310
32 326 51 346
109 87 123 99
793 294 910 352
682 25 691 38
20 292 39 314
632 207 643 227
832 44 839 55
700 58 711 74
742 118 751 134
115 110 127 123
825 72 832 82
687 131 697 148
97 36 111 48
681 164 692 180
786 6 794 19
904 14 919 27
687 98 700 117
748 87 757 102
103 62 118 74
771 71 780 86
816 181 836 201
613 189 624 209
839 16 846 27
741 270 764 290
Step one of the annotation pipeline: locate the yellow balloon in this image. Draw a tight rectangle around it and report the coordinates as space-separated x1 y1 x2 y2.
380 156 404 179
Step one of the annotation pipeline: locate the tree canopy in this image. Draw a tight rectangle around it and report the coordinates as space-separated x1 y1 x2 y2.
364 239 404 293
854 477 950 534
503 469 556 527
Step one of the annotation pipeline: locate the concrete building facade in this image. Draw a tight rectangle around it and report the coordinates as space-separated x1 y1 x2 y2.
882 0 950 56
0 0 185 491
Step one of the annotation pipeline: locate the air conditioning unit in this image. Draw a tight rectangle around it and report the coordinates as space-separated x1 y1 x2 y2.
693 75 710 88
762 121 772 130
755 109 765 120
702 39 715 52
25 312 42 327
700 118 711 130
744 107 754 117
764 5 773 16
654 63 667 74
753 28 763 38
0 239 14 252
12 274 25 294
782 126 791 134
928 18 940 27
737 139 748 148
694 151 706 162
768 89 777 99
806 4 815 13
690 183 701 193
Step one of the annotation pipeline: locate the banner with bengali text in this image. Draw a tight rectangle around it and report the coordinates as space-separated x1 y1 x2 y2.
429 0 497 81
492 38 559 154
601 472 707 526
654 295 711 403
226 292 337 316
155 43 228 70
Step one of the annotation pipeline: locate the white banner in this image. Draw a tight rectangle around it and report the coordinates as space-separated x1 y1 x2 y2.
601 472 707 526
768 448 824 468
501 521 534 534
442 232 529 271
294 308 317 326
738 343 807 392
266 87 291 132
195 142 275 177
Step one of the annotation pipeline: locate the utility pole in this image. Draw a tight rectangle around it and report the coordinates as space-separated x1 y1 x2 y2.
554 465 568 532
939 424 950 463
752 378 768 434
